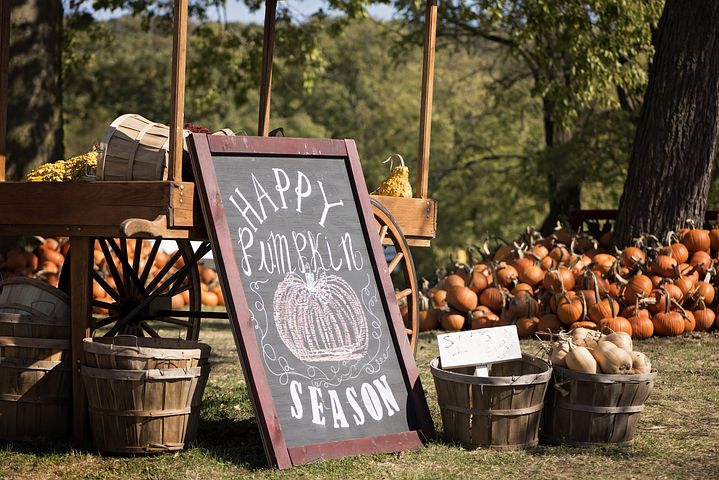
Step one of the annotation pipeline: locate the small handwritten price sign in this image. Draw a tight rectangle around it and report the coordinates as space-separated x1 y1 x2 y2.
437 325 522 376
189 135 434 469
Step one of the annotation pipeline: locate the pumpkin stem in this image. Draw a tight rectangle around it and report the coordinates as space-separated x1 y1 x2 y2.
614 261 629 286
671 298 688 319
660 286 671 315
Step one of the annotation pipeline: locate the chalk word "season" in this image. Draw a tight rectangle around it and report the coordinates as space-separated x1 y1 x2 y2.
289 375 401 429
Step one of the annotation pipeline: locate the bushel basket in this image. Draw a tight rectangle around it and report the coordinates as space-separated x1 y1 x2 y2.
430 354 552 450
541 365 657 446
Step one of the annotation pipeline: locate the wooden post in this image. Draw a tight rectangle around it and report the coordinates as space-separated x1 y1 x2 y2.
258 0 277 136
169 0 188 182
0 2 11 182
417 0 438 199
70 237 92 443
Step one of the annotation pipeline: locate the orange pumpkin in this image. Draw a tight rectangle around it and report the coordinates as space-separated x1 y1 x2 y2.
597 316 633 336
628 314 654 339
652 311 685 336
516 317 540 338
441 311 465 332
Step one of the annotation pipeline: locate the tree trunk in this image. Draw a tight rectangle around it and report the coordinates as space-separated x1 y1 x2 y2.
6 0 63 180
613 0 719 247
540 99 581 236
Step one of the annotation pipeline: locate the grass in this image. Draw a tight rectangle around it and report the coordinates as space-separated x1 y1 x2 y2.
1 320 718 479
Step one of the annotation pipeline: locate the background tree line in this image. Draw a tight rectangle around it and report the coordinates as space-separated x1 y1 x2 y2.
5 0 719 277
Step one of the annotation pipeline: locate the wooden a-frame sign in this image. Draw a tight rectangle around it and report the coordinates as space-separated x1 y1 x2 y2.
189 134 435 468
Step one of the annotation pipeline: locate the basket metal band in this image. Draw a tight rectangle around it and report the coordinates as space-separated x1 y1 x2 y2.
89 406 193 417
552 401 645 414
0 393 69 403
440 402 544 416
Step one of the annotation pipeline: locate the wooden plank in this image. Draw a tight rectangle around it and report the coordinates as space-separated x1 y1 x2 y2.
169 0 188 182
370 195 437 239
0 181 202 228
258 0 277 136
0 1 10 181
416 0 438 199
287 431 424 466
70 236 92 443
0 224 203 239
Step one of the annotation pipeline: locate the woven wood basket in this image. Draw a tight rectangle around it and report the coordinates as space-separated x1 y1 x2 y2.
0 278 71 326
0 357 71 439
97 113 172 181
0 312 70 340
541 365 657 446
83 336 211 370
97 113 236 181
430 354 552 450
82 365 210 454
0 336 70 362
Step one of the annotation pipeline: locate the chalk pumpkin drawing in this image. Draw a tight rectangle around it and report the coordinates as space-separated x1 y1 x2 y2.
273 270 369 362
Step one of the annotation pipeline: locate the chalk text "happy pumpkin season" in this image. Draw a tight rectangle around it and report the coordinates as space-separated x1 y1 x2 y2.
229 168 363 276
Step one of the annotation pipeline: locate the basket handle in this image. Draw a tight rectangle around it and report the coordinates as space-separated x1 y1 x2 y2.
111 334 140 352
31 300 56 316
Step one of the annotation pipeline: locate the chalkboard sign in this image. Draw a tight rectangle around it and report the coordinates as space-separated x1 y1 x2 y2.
189 135 434 469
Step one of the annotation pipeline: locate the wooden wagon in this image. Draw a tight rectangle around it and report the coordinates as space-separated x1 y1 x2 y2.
0 0 438 443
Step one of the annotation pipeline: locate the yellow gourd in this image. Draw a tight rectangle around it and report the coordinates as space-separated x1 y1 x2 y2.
372 154 413 198
26 148 98 182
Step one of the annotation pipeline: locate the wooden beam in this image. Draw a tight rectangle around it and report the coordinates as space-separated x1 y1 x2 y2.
70 236 92 443
258 0 277 136
169 0 188 181
0 2 10 182
416 0 438 199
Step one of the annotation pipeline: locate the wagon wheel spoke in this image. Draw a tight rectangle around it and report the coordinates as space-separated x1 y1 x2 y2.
92 299 121 311
92 270 122 303
105 243 210 338
396 288 412 301
405 328 414 336
149 316 194 328
107 238 148 296
378 225 388 242
146 249 184 293
119 237 130 291
93 313 122 330
139 240 162 286
141 321 160 338
132 238 143 273
145 243 211 299
98 239 127 298
388 252 404 273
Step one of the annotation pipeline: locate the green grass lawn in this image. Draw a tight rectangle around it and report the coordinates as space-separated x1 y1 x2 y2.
2 320 718 479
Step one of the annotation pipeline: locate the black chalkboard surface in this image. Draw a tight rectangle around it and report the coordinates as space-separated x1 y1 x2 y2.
189 135 434 469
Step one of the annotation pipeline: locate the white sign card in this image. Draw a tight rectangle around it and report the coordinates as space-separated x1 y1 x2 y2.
437 325 522 370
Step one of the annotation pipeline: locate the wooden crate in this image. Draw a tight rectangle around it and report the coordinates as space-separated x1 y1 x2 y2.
430 355 552 450
541 365 657 446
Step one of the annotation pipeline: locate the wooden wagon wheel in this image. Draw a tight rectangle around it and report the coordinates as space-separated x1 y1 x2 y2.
90 239 210 340
371 199 419 355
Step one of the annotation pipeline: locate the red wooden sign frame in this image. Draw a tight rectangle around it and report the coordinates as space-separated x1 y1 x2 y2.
189 134 434 468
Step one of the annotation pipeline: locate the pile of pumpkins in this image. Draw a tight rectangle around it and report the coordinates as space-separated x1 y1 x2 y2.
0 237 223 309
548 328 652 375
419 225 719 339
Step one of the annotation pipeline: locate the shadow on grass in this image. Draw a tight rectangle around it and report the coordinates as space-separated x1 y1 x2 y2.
192 417 269 470
0 437 91 456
